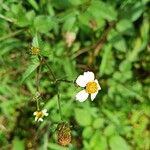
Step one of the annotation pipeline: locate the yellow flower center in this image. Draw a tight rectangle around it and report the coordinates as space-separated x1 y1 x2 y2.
31 47 40 55
86 81 98 94
36 111 44 118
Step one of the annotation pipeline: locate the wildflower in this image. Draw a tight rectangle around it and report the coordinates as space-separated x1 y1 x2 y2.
63 32 76 48
33 109 48 122
31 47 40 55
57 122 71 146
75 71 101 102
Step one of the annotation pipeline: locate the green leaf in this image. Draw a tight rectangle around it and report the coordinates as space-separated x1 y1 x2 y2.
21 57 39 83
100 44 114 76
12 137 25 150
109 135 130 150
90 132 107 150
82 126 93 139
88 1 117 21
63 16 76 32
27 0 39 11
120 2 144 22
108 30 127 52
48 143 67 150
75 108 92 126
34 15 55 33
116 19 134 35
32 34 39 47
93 118 105 129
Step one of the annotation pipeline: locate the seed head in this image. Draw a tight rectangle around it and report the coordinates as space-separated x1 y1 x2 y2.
57 122 71 146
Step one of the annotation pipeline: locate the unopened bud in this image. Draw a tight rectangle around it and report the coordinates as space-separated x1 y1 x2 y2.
64 32 76 48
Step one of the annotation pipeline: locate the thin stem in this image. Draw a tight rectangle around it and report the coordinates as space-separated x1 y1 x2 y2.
35 56 42 111
41 56 63 121
56 84 63 121
56 79 75 84
0 29 23 41
0 14 15 23
41 56 56 81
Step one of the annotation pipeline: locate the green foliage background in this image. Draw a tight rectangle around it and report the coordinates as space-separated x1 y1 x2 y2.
0 0 150 149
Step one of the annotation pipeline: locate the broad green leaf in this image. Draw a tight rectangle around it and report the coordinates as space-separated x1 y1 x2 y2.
82 126 93 139
108 30 127 52
63 16 76 32
104 124 116 137
88 1 117 21
100 44 114 76
34 15 55 33
116 19 134 35
21 57 39 83
48 143 67 150
75 108 92 126
120 2 144 22
90 132 107 150
93 118 105 129
119 60 132 72
12 137 25 150
109 135 130 150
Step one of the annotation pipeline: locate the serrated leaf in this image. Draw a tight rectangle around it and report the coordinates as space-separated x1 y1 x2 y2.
34 15 55 33
109 135 130 150
75 108 92 126
21 57 39 83
88 1 117 21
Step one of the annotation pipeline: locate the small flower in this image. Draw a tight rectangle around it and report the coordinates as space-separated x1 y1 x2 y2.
57 122 71 146
31 47 40 55
63 32 76 48
75 71 101 102
33 109 48 122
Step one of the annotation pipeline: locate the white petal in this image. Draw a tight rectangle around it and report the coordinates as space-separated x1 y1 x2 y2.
75 90 89 102
95 79 101 90
91 92 98 101
44 112 48 116
33 112 37 116
38 118 43 122
42 109 47 114
35 117 38 121
76 75 88 87
83 71 95 82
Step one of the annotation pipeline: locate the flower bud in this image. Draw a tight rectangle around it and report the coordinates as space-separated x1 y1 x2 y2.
63 32 76 48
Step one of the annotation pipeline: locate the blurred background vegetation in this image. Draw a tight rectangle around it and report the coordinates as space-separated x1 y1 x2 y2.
0 0 150 149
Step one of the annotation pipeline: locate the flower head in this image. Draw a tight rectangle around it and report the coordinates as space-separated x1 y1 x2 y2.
33 109 48 122
57 122 71 146
31 47 40 55
75 71 101 102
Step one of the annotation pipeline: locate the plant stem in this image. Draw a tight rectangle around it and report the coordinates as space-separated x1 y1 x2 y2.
35 56 42 111
56 84 63 121
41 56 63 121
42 56 56 81
56 79 75 84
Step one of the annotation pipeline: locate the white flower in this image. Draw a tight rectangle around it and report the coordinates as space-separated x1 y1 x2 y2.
75 71 101 102
33 109 48 122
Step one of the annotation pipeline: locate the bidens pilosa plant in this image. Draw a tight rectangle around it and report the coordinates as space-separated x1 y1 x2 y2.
26 36 101 146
